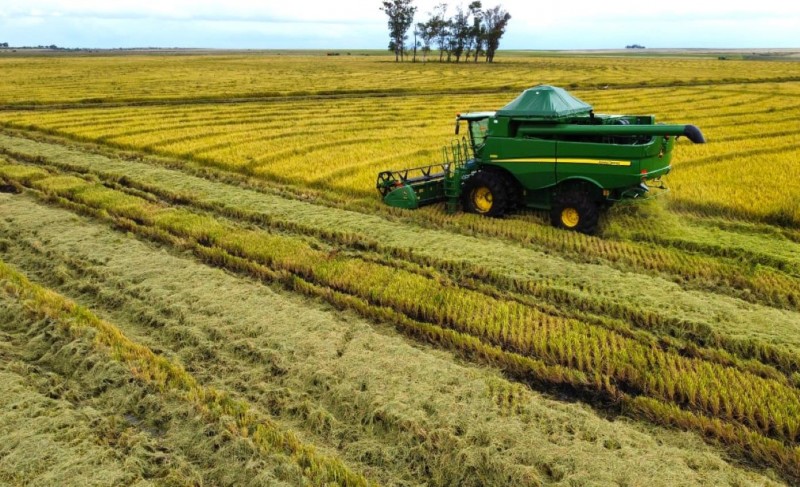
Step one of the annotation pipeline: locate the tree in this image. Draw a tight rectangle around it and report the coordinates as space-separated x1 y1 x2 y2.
459 1 485 63
417 21 433 62
482 5 511 63
426 3 450 62
405 2 510 64
468 1 485 63
412 24 419 62
380 0 418 62
450 5 470 62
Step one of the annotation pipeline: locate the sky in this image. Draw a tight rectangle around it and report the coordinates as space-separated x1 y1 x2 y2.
0 0 798 50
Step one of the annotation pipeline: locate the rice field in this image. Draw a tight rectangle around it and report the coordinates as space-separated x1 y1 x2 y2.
1 51 799 486
3 66 799 226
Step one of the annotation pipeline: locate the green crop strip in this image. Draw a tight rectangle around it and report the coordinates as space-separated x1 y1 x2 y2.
3 165 800 482
3 142 800 384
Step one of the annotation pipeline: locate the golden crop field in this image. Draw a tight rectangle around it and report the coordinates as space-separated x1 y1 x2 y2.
2 56 799 226
1 51 799 486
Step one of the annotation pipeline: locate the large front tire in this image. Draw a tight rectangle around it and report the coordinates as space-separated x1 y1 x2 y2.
461 171 511 217
550 183 601 234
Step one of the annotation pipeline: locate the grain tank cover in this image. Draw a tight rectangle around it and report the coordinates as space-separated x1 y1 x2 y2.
496 85 592 119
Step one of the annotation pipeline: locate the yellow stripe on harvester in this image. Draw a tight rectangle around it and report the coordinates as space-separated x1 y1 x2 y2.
558 158 631 166
492 158 631 167
492 158 555 163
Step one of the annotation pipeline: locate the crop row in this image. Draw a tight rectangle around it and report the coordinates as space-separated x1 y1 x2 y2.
3 163 800 479
605 212 800 279
401 203 800 313
22 85 751 137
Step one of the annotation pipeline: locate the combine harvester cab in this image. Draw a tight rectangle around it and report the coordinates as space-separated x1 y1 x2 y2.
376 85 705 234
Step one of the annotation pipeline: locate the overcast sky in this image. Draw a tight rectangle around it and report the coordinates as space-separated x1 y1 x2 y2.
1 0 798 50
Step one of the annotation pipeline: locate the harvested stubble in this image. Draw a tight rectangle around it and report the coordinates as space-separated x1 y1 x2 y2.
3 163 800 481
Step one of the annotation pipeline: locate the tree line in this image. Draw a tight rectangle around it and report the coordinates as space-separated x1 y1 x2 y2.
380 1 511 63
0 43 69 50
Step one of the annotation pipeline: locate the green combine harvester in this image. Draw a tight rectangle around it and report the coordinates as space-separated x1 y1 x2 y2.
376 85 705 234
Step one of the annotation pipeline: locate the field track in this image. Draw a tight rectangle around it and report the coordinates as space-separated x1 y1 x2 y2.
2 52 799 486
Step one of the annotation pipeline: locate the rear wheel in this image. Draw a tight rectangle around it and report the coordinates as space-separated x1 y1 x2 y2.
550 183 601 234
461 171 511 217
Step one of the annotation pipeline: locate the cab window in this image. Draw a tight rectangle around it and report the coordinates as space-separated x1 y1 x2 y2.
469 118 489 148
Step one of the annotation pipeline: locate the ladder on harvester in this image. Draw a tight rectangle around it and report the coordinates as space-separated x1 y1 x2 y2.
444 137 473 214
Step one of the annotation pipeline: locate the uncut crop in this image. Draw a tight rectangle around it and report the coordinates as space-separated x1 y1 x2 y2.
1 54 799 106
2 80 799 227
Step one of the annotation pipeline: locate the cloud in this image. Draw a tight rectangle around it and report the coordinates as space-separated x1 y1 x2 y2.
2 0 385 23
1 0 798 49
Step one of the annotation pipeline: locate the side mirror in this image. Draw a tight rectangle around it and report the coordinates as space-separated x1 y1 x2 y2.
455 119 460 135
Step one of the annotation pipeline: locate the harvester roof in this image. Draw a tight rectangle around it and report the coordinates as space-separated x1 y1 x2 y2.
496 85 592 119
